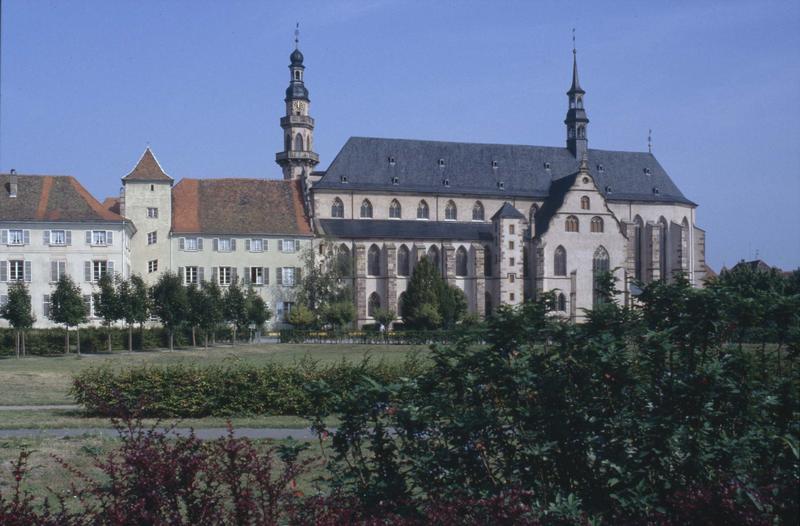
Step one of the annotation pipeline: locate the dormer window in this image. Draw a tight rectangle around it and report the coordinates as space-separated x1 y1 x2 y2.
438 159 445 168
597 164 604 172
497 181 505 190
605 186 612 194
388 156 396 166
391 176 399 185
340 175 348 183
652 187 660 195
491 160 498 169
544 162 551 170
443 179 450 187
644 168 651 176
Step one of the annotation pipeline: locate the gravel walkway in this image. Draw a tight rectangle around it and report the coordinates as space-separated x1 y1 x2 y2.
0 405 80 411
0 427 320 440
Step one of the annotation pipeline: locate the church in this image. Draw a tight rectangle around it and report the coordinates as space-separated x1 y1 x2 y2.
282 43 707 324
0 41 707 328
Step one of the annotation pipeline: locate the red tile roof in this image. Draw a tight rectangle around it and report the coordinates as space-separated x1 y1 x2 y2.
171 178 312 236
1 173 123 222
122 148 173 182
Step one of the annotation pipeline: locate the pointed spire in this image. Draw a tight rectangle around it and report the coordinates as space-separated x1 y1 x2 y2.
122 147 172 182
648 129 653 153
568 29 584 95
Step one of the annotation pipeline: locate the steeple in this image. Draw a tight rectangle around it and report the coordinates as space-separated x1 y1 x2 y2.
276 24 319 180
565 31 589 158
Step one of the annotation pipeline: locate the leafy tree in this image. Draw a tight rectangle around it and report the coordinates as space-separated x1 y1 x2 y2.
371 308 396 331
288 304 315 329
150 271 188 351
118 274 150 351
185 283 205 347
295 241 352 326
437 281 467 329
245 287 272 341
223 279 248 344
49 275 88 354
401 258 467 329
200 279 224 347
320 301 356 330
93 273 121 352
0 282 35 358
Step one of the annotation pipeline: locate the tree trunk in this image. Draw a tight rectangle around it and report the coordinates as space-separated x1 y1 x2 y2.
21 331 26 357
128 325 133 352
204 333 209 350
15 330 20 359
108 325 113 353
169 330 174 352
192 326 196 347
65 327 70 354
76 328 81 356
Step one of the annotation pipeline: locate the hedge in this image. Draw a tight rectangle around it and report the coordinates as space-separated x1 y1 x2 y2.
278 328 481 345
71 356 426 417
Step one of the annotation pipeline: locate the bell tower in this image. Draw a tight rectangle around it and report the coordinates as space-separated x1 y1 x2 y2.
276 26 319 180
565 32 589 158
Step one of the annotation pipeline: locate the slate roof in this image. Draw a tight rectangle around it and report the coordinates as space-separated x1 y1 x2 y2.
492 201 526 221
1 173 124 223
122 148 173 182
171 178 312 236
319 219 494 242
314 137 694 205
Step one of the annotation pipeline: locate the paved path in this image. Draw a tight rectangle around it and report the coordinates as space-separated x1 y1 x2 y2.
0 427 320 440
0 405 80 411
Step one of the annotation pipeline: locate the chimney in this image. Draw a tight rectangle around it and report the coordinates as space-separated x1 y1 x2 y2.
9 169 18 198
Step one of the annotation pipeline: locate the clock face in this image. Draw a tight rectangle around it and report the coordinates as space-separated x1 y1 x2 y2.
292 101 305 113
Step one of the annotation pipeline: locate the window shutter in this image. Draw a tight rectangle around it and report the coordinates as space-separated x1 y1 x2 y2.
23 230 31 245
197 238 204 251
24 261 31 282
278 240 283 252
198 267 205 283
84 261 92 282
212 267 218 283
245 239 251 251
44 230 50 245
263 239 269 252
106 231 113 245
0 261 6 282
51 261 58 282
43 295 51 318
231 267 238 284
231 239 237 251
213 238 219 251
243 267 251 284
83 295 92 317
295 267 302 285
178 267 184 283
86 231 92 245
264 267 269 285
179 238 185 250
66 231 72 245
295 239 301 252
276 267 283 285
0 230 7 244
107 260 114 276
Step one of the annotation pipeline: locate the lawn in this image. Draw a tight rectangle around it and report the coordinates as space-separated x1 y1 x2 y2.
0 343 428 407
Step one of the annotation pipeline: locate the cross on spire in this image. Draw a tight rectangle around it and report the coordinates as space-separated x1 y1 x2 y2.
648 129 652 153
294 22 300 49
572 27 576 55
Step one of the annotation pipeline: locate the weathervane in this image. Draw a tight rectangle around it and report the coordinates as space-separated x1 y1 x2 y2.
294 22 300 49
648 129 652 153
572 28 576 55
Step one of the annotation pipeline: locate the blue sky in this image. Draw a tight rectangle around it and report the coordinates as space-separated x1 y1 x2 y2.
1 0 798 271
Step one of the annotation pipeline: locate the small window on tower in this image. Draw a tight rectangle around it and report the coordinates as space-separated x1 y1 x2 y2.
294 71 300 80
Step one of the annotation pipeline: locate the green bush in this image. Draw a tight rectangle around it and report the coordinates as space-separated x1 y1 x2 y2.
71 355 425 417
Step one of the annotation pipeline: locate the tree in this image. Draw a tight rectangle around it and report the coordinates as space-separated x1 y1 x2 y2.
223 279 247 344
295 241 352 326
186 283 205 347
401 257 467 330
150 271 188 351
0 282 35 358
245 287 272 341
437 282 467 329
118 274 150 352
200 279 224 347
321 301 356 330
49 275 88 354
93 273 121 352
288 304 315 329
372 308 396 331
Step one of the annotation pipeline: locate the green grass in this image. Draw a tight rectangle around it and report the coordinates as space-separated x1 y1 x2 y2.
0 343 428 406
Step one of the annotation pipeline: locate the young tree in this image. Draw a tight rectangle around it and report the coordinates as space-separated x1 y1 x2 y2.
200 279 224 348
223 279 247 344
93 273 121 352
437 282 467 329
186 283 205 347
321 301 356 330
287 304 315 330
295 241 352 326
0 282 35 358
401 257 467 330
150 271 188 351
118 274 150 351
49 275 88 354
245 287 272 341
372 308 396 331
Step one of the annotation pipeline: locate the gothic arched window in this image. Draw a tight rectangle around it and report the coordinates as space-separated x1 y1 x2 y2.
593 246 610 306
368 292 381 317
397 292 407 317
455 246 468 276
483 245 492 277
659 217 669 279
368 244 381 276
397 244 410 276
331 198 344 218
557 292 566 311
633 216 644 282
336 244 352 276
591 216 604 233
389 199 401 219
417 200 429 219
554 246 567 276
472 201 484 221
581 196 590 210
565 215 579 232
529 204 539 225
445 200 457 221
485 292 493 316
360 199 373 218
427 245 440 271
294 133 303 151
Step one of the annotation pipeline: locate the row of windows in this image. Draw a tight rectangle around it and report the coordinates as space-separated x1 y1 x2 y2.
0 260 114 283
1 229 115 247
337 243 496 278
178 238 302 253
564 215 604 233
175 265 301 287
333 199 491 221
